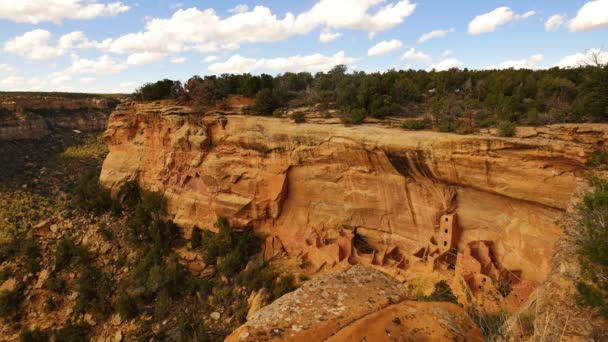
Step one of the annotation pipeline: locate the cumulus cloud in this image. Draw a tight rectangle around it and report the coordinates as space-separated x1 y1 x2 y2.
368 39 403 56
442 50 452 57
0 0 129 24
468 7 535 35
545 15 565 31
554 48 608 68
418 28 454 43
486 54 544 70
4 29 96 60
568 0 608 32
100 1 415 55
171 57 187 64
126 52 165 65
429 58 463 71
66 54 128 75
319 30 342 43
401 48 432 63
204 56 219 63
229 4 249 14
208 51 356 74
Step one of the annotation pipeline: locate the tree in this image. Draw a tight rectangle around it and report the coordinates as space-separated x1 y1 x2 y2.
254 89 280 116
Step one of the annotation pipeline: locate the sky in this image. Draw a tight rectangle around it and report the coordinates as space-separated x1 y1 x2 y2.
0 0 607 93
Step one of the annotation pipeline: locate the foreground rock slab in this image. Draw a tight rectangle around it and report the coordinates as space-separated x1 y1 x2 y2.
226 265 482 341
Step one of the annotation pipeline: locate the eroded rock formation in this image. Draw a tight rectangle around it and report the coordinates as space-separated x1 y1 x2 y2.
100 101 608 314
226 265 483 341
0 96 117 140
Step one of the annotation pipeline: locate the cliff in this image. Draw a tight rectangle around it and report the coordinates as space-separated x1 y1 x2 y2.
0 96 117 140
100 101 607 315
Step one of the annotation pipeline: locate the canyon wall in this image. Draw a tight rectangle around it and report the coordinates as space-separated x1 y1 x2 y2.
0 96 117 140
100 101 608 290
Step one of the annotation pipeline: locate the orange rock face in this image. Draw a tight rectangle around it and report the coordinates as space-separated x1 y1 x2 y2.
100 101 608 296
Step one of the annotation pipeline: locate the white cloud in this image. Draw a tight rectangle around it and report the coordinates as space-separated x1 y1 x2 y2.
429 58 463 71
368 39 403 56
170 2 184 9
4 29 63 60
4 29 97 60
100 1 415 55
0 64 13 73
0 0 129 24
49 72 72 86
66 54 128 75
486 54 544 70
442 49 452 57
401 48 432 63
171 56 187 64
0 76 44 91
468 7 535 35
80 77 97 84
568 0 608 32
204 55 219 63
418 28 454 43
208 51 356 74
126 52 165 65
229 4 249 14
545 15 565 31
554 48 608 68
319 30 342 43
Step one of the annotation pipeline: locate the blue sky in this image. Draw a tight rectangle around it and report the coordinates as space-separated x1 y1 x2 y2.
0 0 607 93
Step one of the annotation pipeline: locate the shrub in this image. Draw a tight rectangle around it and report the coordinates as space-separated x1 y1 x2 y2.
191 226 202 249
54 321 91 342
498 121 516 137
273 274 296 299
420 280 458 303
75 267 112 318
97 222 113 241
70 171 111 214
0 288 22 320
19 237 41 273
0 267 12 283
54 237 90 271
255 89 280 116
587 150 608 169
45 273 67 293
518 312 535 336
343 108 366 125
117 292 139 320
575 177 608 317
468 308 510 341
291 111 306 123
401 119 427 130
19 328 49 342
272 108 285 118
117 181 140 208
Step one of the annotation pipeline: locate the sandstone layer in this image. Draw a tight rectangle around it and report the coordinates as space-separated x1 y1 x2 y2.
0 96 116 140
226 265 483 341
100 101 608 307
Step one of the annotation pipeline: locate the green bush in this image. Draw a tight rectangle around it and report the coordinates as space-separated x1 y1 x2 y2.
401 119 427 130
70 171 111 214
291 111 306 123
576 177 608 317
498 121 517 137
19 328 49 342
117 181 140 208
0 288 22 320
420 280 458 303
97 222 113 241
0 267 12 283
587 150 608 169
273 274 296 299
75 267 112 319
117 292 140 320
54 321 91 342
54 237 90 271
255 89 280 116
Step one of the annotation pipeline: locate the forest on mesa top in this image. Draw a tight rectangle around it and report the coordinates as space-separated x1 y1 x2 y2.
135 60 608 132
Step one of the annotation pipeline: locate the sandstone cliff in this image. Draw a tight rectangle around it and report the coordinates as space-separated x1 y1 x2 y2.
0 96 117 140
100 101 608 316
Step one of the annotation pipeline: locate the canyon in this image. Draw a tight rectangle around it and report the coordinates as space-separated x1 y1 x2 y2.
99 100 608 330
0 95 117 140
